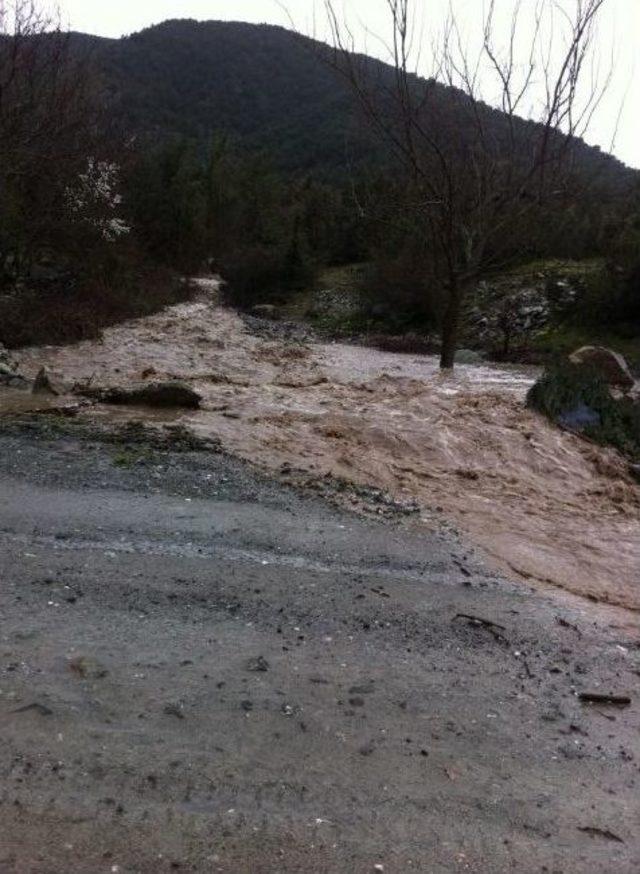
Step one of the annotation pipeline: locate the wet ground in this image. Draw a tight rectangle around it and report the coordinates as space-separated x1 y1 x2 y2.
9 285 640 610
0 429 638 873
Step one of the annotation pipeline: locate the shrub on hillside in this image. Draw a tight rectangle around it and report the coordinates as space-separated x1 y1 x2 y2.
527 362 640 459
362 254 440 332
221 243 316 310
0 251 190 347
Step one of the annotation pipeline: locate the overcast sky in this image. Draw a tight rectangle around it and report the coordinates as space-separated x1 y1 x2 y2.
56 0 639 168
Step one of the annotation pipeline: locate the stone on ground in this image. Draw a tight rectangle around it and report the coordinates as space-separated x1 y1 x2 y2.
77 380 202 409
32 367 60 396
569 345 635 391
0 344 28 388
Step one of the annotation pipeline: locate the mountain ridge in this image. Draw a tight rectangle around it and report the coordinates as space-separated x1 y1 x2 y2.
65 18 636 186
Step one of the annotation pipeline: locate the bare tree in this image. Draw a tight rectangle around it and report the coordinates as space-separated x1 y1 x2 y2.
0 0 101 277
322 0 612 368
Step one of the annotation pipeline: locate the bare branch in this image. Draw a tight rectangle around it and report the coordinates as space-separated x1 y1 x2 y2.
316 0 613 368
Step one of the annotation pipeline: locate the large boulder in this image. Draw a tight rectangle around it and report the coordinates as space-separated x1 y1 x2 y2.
527 362 640 458
77 380 201 409
569 346 635 391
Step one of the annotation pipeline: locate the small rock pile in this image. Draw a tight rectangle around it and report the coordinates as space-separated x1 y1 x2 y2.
467 273 581 356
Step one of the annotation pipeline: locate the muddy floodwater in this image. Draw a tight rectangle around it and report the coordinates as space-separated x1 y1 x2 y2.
12 282 640 610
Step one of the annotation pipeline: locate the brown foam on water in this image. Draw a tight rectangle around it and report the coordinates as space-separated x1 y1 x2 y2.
14 294 640 610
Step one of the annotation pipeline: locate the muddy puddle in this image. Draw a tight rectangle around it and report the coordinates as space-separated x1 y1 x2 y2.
0 388 80 415
10 282 640 610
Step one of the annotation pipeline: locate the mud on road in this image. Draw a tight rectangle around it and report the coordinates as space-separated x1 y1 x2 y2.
0 426 638 873
12 289 640 610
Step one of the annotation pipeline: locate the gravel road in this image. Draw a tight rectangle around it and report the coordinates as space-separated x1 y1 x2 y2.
0 423 638 873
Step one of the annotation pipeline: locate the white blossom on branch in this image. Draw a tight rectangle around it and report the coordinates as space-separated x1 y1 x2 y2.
66 158 131 241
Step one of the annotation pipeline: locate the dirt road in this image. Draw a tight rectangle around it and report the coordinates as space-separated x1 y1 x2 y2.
0 427 638 873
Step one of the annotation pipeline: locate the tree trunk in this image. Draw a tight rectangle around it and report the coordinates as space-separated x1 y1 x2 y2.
502 332 511 359
439 281 462 370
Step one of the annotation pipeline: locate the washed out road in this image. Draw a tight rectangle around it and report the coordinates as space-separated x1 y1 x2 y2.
0 429 638 873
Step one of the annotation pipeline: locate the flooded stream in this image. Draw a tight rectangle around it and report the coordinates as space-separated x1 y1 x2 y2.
9 283 640 610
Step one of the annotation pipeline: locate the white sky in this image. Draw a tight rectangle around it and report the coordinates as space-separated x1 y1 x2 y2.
56 0 639 168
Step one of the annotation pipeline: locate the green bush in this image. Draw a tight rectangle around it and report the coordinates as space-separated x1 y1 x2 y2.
362 255 439 332
527 362 640 459
220 245 290 309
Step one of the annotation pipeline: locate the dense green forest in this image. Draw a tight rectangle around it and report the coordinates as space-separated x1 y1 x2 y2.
0 17 638 359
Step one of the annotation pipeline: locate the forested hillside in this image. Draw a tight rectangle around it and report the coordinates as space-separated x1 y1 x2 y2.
1 14 638 356
87 19 635 186
85 20 373 174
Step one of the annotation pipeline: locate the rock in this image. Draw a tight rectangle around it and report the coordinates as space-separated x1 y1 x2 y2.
77 381 202 409
68 656 108 679
0 343 14 366
468 273 580 357
163 702 185 719
627 383 640 406
569 346 635 391
32 367 60 396
251 304 280 320
527 361 640 458
0 363 28 388
0 344 28 388
455 348 485 365
246 656 269 673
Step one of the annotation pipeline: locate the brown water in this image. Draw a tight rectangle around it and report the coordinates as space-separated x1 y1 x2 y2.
11 282 640 610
